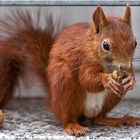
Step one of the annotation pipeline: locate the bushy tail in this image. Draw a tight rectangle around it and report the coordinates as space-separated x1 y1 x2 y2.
0 10 62 107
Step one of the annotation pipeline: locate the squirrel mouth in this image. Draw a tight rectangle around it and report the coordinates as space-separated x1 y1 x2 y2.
103 64 116 73
103 58 131 73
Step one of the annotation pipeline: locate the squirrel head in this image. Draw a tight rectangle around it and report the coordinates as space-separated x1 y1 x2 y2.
88 5 136 73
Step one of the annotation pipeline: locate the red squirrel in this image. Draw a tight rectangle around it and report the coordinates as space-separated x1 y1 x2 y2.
0 6 138 136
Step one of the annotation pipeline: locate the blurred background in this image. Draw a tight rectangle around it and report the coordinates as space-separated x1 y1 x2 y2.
0 6 139 99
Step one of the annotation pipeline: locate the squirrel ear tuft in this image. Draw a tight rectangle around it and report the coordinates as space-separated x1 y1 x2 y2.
123 4 131 27
92 6 107 34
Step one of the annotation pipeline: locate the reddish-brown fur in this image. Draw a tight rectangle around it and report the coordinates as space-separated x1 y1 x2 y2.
0 6 138 136
0 10 59 107
47 6 137 136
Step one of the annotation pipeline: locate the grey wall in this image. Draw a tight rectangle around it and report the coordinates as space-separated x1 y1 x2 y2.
0 6 139 98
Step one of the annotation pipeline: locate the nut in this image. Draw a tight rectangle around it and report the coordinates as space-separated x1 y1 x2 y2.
112 70 125 98
112 70 123 83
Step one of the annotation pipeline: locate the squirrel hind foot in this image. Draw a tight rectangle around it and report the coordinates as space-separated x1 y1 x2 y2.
64 123 89 137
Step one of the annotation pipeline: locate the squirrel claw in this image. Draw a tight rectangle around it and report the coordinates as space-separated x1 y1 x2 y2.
109 76 120 87
108 81 122 98
108 80 121 93
122 75 136 93
123 115 140 126
122 76 132 84
102 74 123 97
64 123 89 137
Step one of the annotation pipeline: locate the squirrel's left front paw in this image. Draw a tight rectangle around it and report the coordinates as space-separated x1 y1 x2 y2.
121 75 136 93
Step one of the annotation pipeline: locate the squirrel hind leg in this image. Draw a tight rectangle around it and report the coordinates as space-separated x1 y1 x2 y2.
93 115 140 126
47 59 88 136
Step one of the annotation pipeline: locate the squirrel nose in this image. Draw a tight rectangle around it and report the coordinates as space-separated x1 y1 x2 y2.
118 63 131 71
119 65 127 71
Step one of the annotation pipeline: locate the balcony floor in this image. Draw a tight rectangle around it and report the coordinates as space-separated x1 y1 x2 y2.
1 98 140 139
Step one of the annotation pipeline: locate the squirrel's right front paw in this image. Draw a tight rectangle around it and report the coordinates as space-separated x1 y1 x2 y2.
102 74 123 95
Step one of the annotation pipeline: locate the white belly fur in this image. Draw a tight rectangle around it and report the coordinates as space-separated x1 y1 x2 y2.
84 90 108 118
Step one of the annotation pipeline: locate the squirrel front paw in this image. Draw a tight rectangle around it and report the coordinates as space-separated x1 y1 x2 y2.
121 74 136 93
102 74 123 97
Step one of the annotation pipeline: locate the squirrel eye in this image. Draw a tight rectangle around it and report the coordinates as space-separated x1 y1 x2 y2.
102 41 110 52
